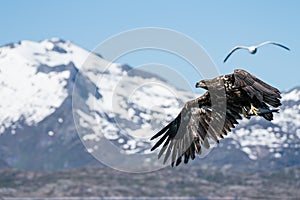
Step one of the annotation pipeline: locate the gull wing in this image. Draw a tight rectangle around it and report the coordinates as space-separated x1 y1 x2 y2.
223 46 248 63
256 41 290 51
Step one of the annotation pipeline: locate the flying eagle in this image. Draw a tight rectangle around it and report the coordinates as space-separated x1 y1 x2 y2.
150 69 281 167
223 41 290 63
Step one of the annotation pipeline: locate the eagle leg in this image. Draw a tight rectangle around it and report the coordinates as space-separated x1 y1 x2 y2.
242 107 250 119
249 103 259 116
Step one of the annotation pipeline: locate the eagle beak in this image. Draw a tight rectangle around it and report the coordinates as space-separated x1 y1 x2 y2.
195 81 207 89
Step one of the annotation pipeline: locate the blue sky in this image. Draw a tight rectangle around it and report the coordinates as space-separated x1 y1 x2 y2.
1 1 299 91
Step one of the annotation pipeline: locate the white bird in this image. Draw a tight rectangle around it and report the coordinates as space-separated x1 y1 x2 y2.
223 41 290 63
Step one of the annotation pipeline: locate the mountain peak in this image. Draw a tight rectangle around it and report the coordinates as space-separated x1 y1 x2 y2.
0 38 92 132
43 37 67 44
282 86 300 102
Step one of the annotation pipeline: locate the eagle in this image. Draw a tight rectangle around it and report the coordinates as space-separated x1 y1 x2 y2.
150 69 281 167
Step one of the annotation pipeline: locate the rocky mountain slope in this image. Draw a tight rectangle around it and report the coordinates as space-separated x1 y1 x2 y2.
0 166 299 198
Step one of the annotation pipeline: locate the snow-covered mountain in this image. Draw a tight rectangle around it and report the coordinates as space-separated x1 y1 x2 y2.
0 38 192 170
0 38 299 171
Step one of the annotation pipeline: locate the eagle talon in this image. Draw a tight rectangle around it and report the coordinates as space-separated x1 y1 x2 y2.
242 107 250 119
249 104 259 116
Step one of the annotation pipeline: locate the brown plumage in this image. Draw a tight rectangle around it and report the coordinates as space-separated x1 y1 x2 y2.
150 69 281 167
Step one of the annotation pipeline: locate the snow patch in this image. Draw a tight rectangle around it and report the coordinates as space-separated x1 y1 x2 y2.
242 147 257 160
282 89 300 101
274 153 282 158
58 118 63 123
48 131 55 136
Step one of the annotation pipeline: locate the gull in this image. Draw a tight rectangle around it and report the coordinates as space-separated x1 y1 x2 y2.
223 41 290 63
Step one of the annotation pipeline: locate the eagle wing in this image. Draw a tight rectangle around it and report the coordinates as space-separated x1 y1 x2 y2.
233 69 281 108
150 91 242 167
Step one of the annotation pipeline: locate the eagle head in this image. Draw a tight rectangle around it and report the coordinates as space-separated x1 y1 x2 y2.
195 80 208 90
